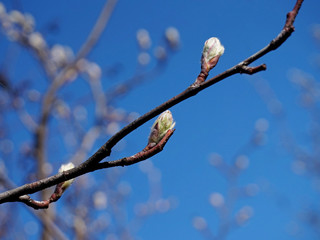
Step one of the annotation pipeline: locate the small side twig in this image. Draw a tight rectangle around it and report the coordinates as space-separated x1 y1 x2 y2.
18 195 51 209
17 181 70 209
97 129 175 169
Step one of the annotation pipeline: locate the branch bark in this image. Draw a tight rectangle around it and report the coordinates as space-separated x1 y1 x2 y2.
0 0 304 206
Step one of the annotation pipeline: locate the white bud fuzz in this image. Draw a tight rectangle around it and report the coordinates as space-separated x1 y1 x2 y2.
58 162 75 190
202 37 224 61
136 29 151 49
201 37 224 71
165 27 180 49
148 110 175 145
28 32 46 50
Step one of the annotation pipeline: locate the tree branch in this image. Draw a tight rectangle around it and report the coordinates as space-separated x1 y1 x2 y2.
0 0 304 205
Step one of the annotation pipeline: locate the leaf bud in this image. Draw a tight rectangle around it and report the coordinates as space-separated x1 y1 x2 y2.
148 110 175 146
201 37 224 71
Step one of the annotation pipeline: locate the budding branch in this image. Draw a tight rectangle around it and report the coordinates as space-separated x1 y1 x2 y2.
0 0 304 208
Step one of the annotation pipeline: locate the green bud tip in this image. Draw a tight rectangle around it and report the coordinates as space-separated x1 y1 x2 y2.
148 110 176 145
201 37 224 70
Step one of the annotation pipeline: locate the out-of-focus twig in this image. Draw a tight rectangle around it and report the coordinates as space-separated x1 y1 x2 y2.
193 118 266 239
76 0 118 61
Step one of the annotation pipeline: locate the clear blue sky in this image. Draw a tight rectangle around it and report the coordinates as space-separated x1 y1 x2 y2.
1 0 320 239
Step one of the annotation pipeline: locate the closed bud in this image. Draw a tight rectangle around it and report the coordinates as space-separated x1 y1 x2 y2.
201 37 224 71
58 162 75 191
148 110 175 146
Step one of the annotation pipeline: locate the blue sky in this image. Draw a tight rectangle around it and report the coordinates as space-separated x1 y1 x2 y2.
1 0 320 239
